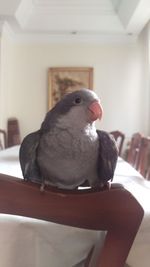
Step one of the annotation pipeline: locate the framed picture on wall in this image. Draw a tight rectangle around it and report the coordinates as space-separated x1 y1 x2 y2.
48 67 93 109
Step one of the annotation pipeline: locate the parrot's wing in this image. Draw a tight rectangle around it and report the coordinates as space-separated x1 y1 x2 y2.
97 130 118 183
19 130 42 183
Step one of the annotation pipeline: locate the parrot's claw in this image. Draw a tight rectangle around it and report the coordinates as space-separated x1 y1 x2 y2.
93 181 112 191
101 181 111 190
106 181 111 190
40 183 45 192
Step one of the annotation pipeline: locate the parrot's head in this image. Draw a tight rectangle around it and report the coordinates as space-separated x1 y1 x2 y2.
57 88 103 121
42 89 103 130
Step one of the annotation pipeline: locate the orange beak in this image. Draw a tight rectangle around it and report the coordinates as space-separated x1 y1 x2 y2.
88 100 103 122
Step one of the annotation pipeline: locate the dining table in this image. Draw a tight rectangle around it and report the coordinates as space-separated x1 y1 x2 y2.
0 145 149 267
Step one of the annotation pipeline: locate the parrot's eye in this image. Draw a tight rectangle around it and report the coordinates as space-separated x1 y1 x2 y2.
74 97 82 104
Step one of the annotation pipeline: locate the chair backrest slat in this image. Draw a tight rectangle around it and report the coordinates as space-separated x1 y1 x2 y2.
7 118 21 147
110 130 125 156
0 129 7 150
137 137 150 178
126 133 142 168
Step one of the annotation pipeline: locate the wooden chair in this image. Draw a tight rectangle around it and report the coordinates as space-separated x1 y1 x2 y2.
126 133 142 168
0 173 144 267
0 129 7 150
7 118 21 147
146 165 150 180
136 136 150 178
110 131 125 156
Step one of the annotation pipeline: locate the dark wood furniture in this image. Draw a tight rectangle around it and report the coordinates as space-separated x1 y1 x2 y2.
126 133 142 168
0 173 144 267
110 130 125 156
137 136 150 178
7 118 21 147
146 165 150 180
0 129 7 150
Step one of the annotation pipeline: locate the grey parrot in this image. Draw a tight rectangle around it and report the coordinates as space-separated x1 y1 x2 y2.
19 89 118 190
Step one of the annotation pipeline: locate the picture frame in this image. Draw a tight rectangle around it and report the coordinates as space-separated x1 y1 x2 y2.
48 67 93 109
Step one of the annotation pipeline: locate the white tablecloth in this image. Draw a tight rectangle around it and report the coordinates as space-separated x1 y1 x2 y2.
0 146 150 267
114 158 150 267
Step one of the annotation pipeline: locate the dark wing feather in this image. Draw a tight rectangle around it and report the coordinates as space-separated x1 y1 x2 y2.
97 130 118 183
19 130 42 183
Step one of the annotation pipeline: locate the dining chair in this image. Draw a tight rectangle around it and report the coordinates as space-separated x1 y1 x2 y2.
7 118 21 147
110 130 125 156
0 129 7 150
0 173 143 267
145 165 150 181
146 165 150 180
126 132 142 168
136 136 150 178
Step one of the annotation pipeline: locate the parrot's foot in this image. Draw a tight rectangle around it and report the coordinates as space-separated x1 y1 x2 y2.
101 181 112 190
92 181 112 191
106 181 111 190
40 182 45 192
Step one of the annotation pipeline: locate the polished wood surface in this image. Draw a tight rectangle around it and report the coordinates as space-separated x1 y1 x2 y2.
0 173 144 267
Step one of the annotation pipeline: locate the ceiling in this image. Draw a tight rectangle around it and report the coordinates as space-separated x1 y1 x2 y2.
0 0 150 43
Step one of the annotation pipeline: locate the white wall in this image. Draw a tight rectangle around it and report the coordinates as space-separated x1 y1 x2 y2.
0 28 149 142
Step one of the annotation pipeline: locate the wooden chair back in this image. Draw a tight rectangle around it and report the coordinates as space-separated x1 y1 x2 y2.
0 129 7 150
0 173 144 267
146 165 150 180
110 130 125 156
137 136 150 178
7 118 21 147
126 133 142 168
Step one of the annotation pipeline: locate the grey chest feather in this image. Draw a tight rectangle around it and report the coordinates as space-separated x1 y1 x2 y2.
38 127 99 188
